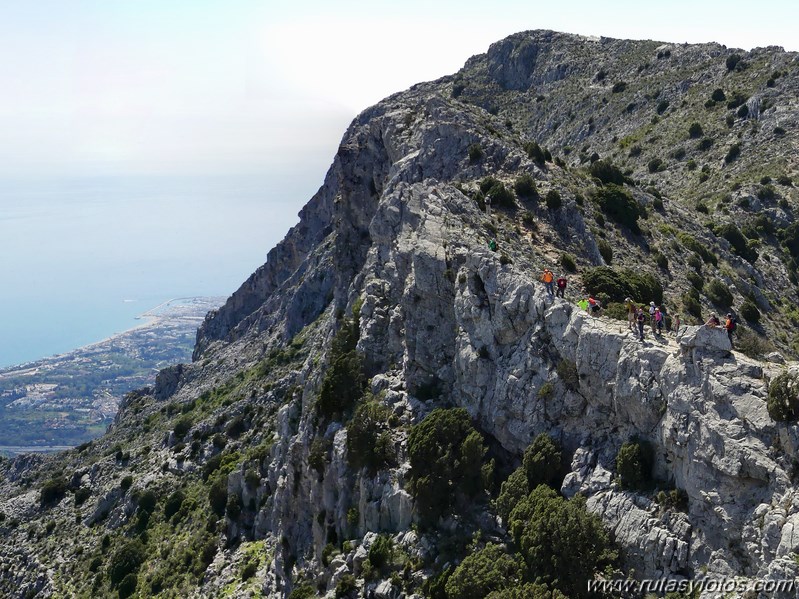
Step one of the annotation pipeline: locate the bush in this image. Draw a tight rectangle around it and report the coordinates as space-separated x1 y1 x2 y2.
715 223 758 262
523 434 561 489
677 232 718 266
408 408 488 522
767 372 799 422
164 490 185 521
480 177 515 208
593 184 641 233
173 415 193 439
697 137 714 151
308 437 330 475
560 253 577 273
495 468 529 522
545 190 562 210
682 292 703 319
468 143 484 163
581 266 663 304
589 160 625 185
612 81 627 93
736 328 774 360
647 158 664 173
118 573 138 599
208 478 228 517
740 299 760 323
108 539 146 587
40 478 68 506
656 100 670 114
120 476 133 492
705 279 733 308
524 141 547 165
686 271 704 291
508 486 616 598
724 143 741 164
241 558 258 581
653 252 668 269
514 174 537 199
347 401 395 473
688 122 703 138
616 439 654 490
556 360 579 391
74 487 91 506
317 319 364 420
288 585 317 599
445 544 525 599
335 573 358 598
368 535 393 570
726 54 741 71
711 88 726 102
598 240 613 264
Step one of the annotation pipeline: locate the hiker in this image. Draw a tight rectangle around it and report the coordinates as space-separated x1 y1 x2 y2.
556 274 567 298
725 313 737 346
636 308 646 341
624 297 636 330
648 301 656 331
587 294 601 316
672 313 681 336
485 194 492 216
541 269 555 297
488 239 498 252
704 313 720 327
654 307 664 335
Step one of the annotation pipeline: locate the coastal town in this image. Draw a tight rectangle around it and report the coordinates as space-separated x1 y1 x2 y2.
0 297 222 454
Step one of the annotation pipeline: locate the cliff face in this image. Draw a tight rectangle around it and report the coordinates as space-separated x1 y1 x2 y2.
2 29 799 599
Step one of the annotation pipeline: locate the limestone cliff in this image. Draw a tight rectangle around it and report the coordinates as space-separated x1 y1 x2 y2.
2 29 799 599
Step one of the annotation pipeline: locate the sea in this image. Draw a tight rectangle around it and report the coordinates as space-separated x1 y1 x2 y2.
0 169 323 368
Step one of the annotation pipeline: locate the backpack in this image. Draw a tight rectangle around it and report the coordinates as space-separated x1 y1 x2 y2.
727 318 737 332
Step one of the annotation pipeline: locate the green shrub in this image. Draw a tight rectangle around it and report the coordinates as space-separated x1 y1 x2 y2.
581 266 663 304
774 126 786 136
480 177 515 208
208 478 228 517
368 535 393 570
593 184 641 233
241 558 258 581
117 573 138 599
445 544 525 599
653 252 668 269
408 408 488 522
677 233 717 266
495 468 529 522
688 122 703 138
724 143 741 164
347 401 395 473
288 584 317 599
545 190 562 210
647 158 664 173
317 318 364 420
468 143 484 163
777 175 793 186
523 434 561 489
726 54 741 71
556 360 579 391
711 88 726 102
686 271 704 291
616 439 654 490
514 174 537 199
560 253 577 273
120 476 133 492
598 240 613 264
767 372 799 422
602 302 627 321
163 490 185 521
173 415 193 438
589 160 625 185
335 573 357 598
524 141 547 165
715 223 757 262
737 328 773 359
508 486 616 598
308 437 330 475
682 292 702 319
74 487 91 506
705 279 733 308
612 81 627 93
137 489 157 514
108 539 146 587
740 300 760 323
40 478 68 506
697 137 714 151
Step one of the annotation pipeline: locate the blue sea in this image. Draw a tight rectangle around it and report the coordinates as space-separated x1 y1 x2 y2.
0 170 322 368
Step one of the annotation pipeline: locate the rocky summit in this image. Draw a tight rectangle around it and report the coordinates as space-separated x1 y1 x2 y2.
2 29 799 599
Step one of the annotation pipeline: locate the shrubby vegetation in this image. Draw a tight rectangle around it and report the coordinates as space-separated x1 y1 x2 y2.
445 544 525 599
346 399 395 472
582 266 663 304
480 177 515 208
589 160 625 185
513 174 537 199
593 184 641 233
523 433 562 489
705 279 733 309
407 408 492 522
317 312 364 420
767 371 799 422
616 439 655 490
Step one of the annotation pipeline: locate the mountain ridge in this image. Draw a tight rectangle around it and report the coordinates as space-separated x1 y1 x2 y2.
2 29 799 598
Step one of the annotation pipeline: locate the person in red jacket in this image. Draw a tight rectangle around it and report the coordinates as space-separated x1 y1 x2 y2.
556 274 567 298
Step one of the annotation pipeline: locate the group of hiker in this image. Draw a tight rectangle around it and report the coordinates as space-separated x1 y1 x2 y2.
625 298 673 342
704 312 738 345
539 268 568 298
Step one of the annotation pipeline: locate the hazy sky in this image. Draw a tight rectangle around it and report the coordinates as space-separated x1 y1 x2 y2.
1 0 796 177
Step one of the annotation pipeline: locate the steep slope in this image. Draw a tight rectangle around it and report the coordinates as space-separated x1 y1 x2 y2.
2 30 799 599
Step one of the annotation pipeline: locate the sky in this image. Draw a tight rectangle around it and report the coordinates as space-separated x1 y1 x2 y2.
0 0 797 179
